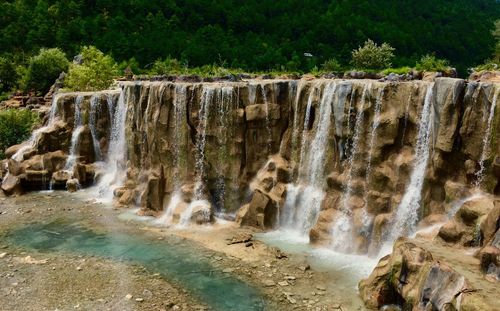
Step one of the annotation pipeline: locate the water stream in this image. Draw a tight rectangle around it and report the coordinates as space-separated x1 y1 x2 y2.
64 95 84 171
388 83 435 241
279 82 337 235
474 88 498 188
7 220 266 311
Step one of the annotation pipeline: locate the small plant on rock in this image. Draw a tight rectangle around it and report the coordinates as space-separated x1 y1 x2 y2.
415 54 450 72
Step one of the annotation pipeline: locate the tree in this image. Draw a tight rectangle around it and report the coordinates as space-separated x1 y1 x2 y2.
0 109 39 159
65 46 119 91
23 48 69 94
0 56 18 93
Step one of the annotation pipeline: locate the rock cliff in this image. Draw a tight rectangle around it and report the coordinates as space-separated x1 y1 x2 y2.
1 78 499 253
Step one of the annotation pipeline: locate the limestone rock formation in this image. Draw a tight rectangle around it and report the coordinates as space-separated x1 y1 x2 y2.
359 239 495 311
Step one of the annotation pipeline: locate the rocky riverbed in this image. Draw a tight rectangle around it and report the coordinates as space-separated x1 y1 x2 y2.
0 191 365 311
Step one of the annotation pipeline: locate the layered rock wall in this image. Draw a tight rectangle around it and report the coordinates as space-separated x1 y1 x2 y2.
1 78 499 251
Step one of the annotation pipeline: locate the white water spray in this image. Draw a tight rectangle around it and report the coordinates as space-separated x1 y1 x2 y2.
474 89 498 188
388 83 435 240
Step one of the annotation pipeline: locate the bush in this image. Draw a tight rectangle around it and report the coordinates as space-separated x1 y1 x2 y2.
65 46 119 91
474 60 499 72
415 54 450 72
149 57 186 75
351 39 395 70
321 58 342 72
381 66 412 75
23 48 69 94
0 109 39 159
0 57 19 93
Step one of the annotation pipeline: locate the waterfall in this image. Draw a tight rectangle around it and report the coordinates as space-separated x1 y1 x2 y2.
364 87 385 186
388 83 435 240
214 86 236 214
89 95 103 161
279 82 337 235
261 83 273 153
64 95 84 171
331 84 370 252
95 88 127 201
290 81 306 162
474 89 498 188
158 84 188 225
179 86 214 226
11 94 61 162
400 90 414 146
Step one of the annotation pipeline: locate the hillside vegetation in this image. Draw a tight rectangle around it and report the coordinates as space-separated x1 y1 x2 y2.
1 0 498 75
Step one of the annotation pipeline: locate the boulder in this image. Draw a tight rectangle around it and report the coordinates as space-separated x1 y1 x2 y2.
66 178 80 192
359 239 480 310
51 170 72 188
1 174 23 195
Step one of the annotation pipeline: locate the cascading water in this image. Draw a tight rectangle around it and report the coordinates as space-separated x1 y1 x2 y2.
213 86 236 214
179 86 214 226
95 88 127 201
11 94 61 162
364 87 385 185
64 95 84 171
331 84 370 252
474 89 498 188
158 84 188 225
289 81 306 163
89 95 103 161
388 83 435 241
261 83 273 153
279 82 337 235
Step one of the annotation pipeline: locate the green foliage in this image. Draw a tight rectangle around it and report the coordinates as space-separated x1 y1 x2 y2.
474 60 499 71
351 39 395 70
23 48 69 94
118 58 142 76
415 54 450 72
321 59 343 72
0 57 18 93
149 57 185 75
0 109 39 159
65 46 119 91
0 0 498 76
381 67 412 75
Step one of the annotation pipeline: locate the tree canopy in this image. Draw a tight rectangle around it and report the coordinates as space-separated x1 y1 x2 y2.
1 0 499 74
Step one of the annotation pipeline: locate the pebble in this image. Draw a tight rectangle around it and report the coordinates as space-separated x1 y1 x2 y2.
263 279 276 287
125 294 133 300
0 252 7 259
222 268 234 273
316 285 326 291
278 281 289 286
135 298 144 302
76 266 82 271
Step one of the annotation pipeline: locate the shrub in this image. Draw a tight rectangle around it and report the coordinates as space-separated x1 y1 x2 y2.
381 66 412 75
0 109 39 159
65 46 119 91
321 58 342 72
149 57 185 75
351 39 395 70
415 54 450 72
0 57 19 93
474 60 499 72
23 48 69 94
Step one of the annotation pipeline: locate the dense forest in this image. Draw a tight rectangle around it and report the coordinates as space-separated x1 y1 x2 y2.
0 0 499 74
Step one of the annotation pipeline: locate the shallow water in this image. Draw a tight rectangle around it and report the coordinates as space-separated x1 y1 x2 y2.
7 219 266 311
257 230 379 309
